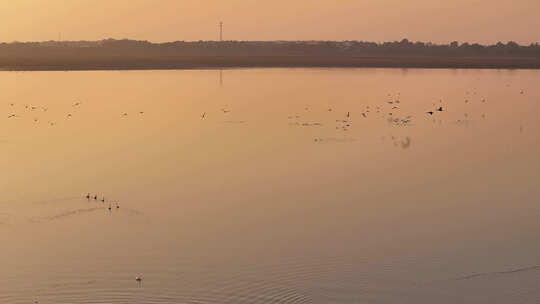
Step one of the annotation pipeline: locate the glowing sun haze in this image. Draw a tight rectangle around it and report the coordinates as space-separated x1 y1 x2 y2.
1 0 538 44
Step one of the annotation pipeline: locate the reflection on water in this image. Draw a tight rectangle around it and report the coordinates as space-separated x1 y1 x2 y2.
1 68 539 304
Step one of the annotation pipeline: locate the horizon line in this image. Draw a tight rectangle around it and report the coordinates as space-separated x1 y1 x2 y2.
2 38 539 46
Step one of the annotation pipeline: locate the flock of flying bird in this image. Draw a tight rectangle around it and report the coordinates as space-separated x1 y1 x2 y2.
280 92 452 147
5 101 144 126
4 87 527 150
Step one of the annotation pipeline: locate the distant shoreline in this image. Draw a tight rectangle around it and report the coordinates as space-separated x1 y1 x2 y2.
1 56 540 71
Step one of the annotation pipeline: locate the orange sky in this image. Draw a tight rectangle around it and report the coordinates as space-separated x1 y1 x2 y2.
1 0 538 44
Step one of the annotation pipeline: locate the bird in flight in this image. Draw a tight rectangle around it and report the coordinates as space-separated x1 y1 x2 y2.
426 111 434 115
201 112 206 119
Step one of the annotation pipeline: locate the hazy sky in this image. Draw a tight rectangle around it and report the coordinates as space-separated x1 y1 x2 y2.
1 0 538 44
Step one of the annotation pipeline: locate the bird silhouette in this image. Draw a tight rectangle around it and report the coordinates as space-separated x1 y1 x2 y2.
426 111 434 115
401 137 411 149
437 107 443 112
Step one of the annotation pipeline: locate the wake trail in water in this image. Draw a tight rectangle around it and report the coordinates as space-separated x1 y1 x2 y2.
30 195 83 205
30 207 106 222
454 265 540 280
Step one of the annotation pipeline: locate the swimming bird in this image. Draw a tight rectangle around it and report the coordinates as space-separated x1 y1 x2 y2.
401 137 411 149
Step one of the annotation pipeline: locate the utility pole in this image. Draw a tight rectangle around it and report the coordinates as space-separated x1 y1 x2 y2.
219 21 223 41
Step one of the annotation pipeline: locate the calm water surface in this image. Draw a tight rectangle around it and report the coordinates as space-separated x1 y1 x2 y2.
1 68 539 303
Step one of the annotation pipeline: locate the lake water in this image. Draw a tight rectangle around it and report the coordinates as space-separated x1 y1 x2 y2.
1 68 539 304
